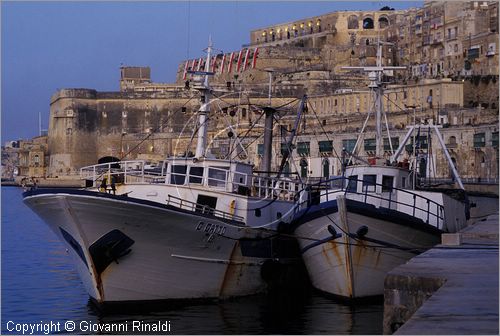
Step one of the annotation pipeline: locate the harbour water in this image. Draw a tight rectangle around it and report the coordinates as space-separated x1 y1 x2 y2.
2 187 383 334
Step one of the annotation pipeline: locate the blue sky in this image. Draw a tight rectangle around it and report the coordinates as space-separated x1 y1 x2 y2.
1 1 422 143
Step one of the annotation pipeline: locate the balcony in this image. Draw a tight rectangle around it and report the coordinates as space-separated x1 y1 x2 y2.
431 38 443 45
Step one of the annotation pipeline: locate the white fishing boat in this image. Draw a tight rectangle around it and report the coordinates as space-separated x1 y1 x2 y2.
291 42 470 299
23 39 306 307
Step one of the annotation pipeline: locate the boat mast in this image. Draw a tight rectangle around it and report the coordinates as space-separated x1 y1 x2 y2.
194 37 213 159
261 69 275 176
342 41 405 159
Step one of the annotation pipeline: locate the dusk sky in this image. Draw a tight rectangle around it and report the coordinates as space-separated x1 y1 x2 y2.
1 1 423 143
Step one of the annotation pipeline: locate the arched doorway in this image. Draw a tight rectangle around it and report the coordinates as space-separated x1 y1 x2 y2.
283 161 291 177
419 157 427 178
300 159 308 178
322 159 330 178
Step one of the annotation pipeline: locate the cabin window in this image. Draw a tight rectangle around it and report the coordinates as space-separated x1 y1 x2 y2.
170 165 187 185
189 166 204 184
363 174 376 192
347 175 358 192
382 175 394 192
402 177 406 188
208 167 228 187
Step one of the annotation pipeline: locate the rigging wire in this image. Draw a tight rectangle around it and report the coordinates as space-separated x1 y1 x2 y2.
307 99 342 162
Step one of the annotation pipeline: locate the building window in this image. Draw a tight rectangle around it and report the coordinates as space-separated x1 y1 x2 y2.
383 137 399 151
364 138 376 152
33 154 40 167
378 17 389 29
468 47 480 60
473 133 486 148
318 140 333 153
257 144 264 156
448 136 457 146
280 143 290 156
363 17 374 29
406 136 429 153
348 15 359 29
492 132 498 148
342 139 357 153
297 142 310 156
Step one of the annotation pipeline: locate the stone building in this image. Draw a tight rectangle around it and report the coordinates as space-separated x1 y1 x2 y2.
1 141 21 180
17 136 48 178
38 1 498 184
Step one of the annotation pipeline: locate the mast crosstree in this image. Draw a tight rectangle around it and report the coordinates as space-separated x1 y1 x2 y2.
342 40 405 158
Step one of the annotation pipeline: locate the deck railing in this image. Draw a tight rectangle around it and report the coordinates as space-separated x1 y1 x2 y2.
302 176 445 230
166 194 244 222
80 160 302 201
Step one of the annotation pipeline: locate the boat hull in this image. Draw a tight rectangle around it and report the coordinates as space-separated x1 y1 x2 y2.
23 189 275 304
294 198 441 298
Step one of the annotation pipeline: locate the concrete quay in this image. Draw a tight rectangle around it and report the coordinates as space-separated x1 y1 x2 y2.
6 176 85 188
383 213 499 335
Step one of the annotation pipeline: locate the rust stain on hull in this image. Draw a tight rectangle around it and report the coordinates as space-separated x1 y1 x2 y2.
218 242 239 297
